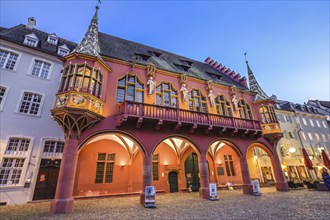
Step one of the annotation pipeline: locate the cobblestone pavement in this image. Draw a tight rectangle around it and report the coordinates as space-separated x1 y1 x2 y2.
1 187 329 220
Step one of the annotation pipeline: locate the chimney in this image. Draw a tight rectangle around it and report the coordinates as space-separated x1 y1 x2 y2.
27 17 36 29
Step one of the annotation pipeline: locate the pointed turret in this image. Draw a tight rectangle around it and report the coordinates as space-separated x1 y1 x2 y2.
245 54 268 100
72 6 101 57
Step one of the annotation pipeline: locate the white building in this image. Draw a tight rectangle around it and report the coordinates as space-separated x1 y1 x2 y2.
0 18 76 205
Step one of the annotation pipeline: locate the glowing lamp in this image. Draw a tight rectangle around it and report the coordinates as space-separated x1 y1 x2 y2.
288 147 296 153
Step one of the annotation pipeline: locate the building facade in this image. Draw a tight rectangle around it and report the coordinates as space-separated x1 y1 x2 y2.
0 18 75 205
48 7 289 214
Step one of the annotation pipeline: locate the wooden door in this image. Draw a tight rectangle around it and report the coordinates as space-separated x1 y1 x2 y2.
33 159 61 200
168 171 178 192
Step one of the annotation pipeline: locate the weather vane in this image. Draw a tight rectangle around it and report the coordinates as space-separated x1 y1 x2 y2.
244 52 248 63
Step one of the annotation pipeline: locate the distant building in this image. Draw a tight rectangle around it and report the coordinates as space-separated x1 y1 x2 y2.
307 99 330 124
0 18 76 205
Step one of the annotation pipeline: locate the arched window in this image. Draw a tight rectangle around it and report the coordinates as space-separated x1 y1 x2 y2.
260 105 277 123
188 89 207 113
156 82 178 108
238 99 253 120
116 74 144 104
215 95 232 116
59 63 103 98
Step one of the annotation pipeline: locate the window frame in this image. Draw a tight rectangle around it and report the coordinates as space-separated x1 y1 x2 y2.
0 85 9 111
188 88 208 113
0 158 26 186
16 90 45 117
156 81 178 108
28 58 53 80
95 153 115 184
42 139 65 157
0 47 21 71
215 94 232 116
224 155 235 176
116 73 144 104
238 99 253 120
152 154 159 181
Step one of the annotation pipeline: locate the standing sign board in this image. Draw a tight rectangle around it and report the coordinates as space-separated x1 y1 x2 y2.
209 183 219 201
251 180 261 196
144 186 156 208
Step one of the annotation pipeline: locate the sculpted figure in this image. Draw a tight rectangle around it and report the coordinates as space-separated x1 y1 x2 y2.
147 77 155 95
180 83 188 101
208 90 216 107
232 95 238 111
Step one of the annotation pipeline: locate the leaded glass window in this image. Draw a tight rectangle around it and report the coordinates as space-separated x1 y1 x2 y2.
188 89 207 113
156 82 178 108
116 74 144 103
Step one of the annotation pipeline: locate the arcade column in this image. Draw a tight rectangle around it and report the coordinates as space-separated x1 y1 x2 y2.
198 155 209 199
140 155 153 204
49 138 79 214
271 152 289 192
240 156 253 194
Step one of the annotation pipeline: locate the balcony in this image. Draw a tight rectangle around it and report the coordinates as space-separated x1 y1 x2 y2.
54 91 104 117
116 101 262 136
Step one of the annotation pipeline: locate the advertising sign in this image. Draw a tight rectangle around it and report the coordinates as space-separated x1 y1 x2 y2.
144 186 156 208
209 183 219 201
251 180 261 196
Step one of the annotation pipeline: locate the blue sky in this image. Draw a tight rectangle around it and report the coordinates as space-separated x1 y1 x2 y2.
1 0 329 104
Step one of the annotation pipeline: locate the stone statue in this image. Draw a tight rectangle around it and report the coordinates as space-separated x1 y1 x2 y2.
232 95 238 111
147 77 155 95
208 90 216 107
180 83 189 101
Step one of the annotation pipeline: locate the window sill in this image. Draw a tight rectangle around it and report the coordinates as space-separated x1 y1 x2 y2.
14 112 41 118
0 67 18 73
26 74 51 81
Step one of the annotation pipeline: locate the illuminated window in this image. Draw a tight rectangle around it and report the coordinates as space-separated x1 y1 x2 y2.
308 132 313 140
59 63 103 98
322 121 327 128
309 119 314 127
152 154 159 181
301 132 306 141
238 99 252 120
315 133 320 141
95 153 115 184
259 105 277 123
188 89 207 113
116 74 144 103
0 158 25 185
0 49 18 70
302 118 307 125
156 82 178 108
215 95 232 116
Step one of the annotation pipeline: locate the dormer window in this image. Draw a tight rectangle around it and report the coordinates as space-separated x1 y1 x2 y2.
23 33 39 48
135 53 150 61
180 59 193 66
47 34 58 45
148 51 162 58
174 64 189 72
57 44 70 56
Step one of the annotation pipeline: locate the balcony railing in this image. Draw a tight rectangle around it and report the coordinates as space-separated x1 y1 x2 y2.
53 91 104 116
116 101 261 132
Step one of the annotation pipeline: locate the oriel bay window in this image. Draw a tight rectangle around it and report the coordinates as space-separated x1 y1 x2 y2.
95 153 115 183
59 63 103 98
188 89 207 113
215 95 232 116
259 105 277 123
116 74 144 103
156 82 178 107
238 99 253 120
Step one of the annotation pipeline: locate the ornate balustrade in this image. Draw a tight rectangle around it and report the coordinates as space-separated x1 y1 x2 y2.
116 101 262 134
54 91 104 117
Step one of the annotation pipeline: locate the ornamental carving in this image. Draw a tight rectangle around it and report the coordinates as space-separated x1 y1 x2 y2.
89 99 104 114
206 80 214 91
71 94 87 106
147 63 156 77
56 94 68 107
230 85 237 96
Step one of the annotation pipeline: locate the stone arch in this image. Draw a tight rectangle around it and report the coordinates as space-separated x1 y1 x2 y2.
151 134 202 157
246 140 274 157
78 129 148 157
207 138 243 158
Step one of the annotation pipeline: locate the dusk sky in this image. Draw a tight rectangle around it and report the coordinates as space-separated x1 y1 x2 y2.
1 0 329 104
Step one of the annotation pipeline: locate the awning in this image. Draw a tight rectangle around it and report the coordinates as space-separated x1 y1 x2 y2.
302 148 313 170
321 149 330 169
